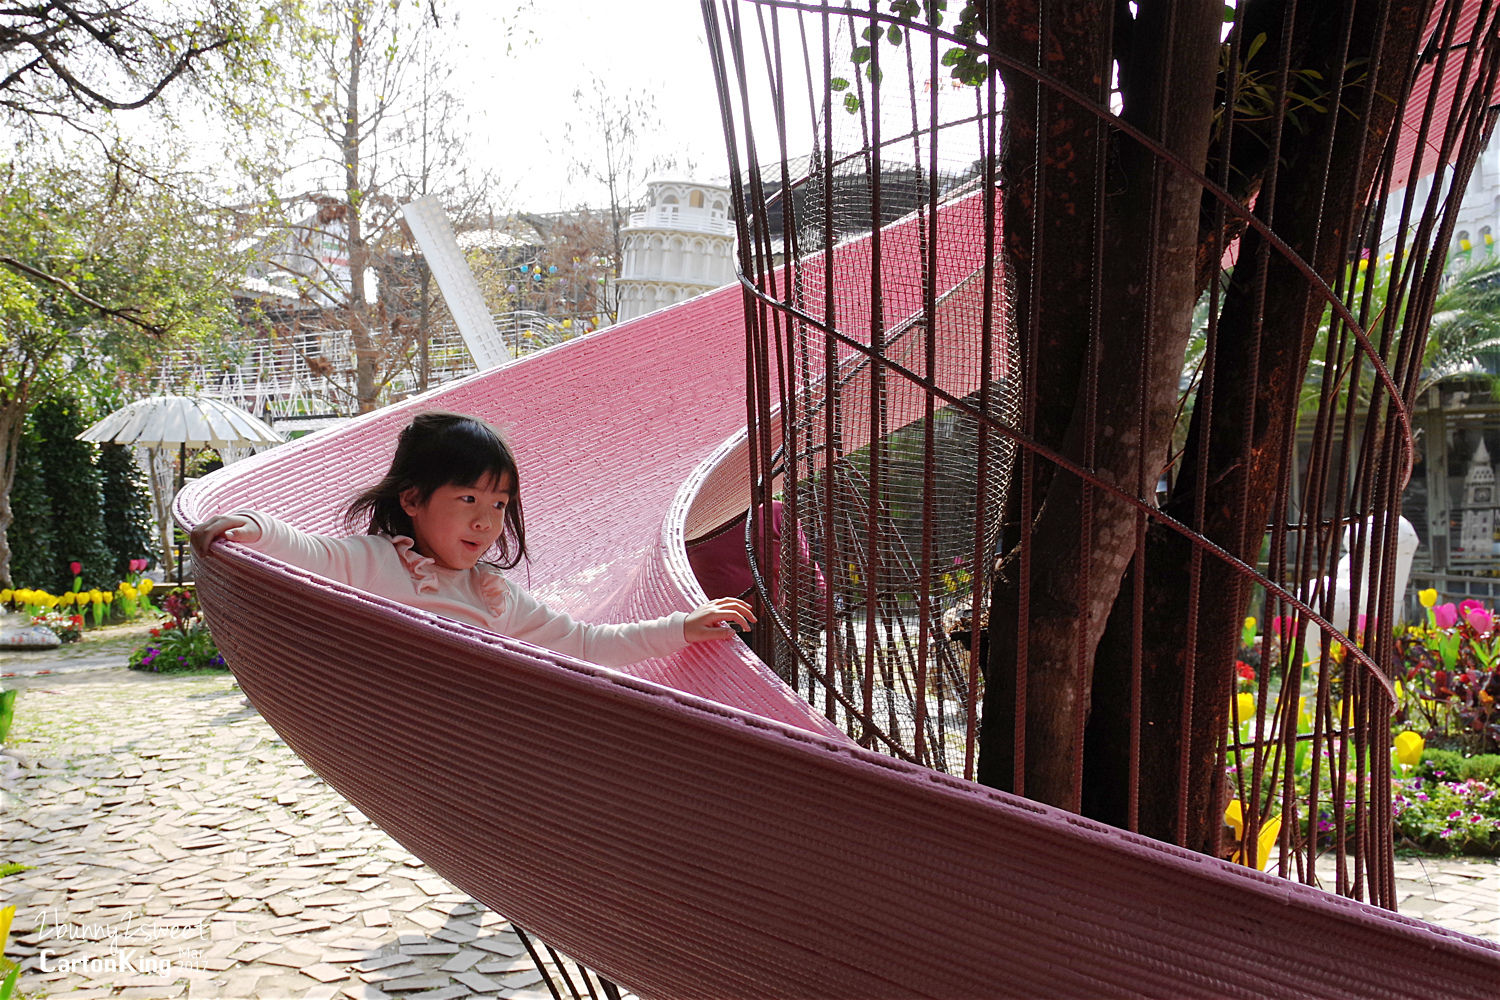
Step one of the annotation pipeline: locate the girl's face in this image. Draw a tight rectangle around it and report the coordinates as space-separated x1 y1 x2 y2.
400 474 514 571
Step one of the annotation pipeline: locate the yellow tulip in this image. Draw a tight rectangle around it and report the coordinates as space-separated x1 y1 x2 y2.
1335 698 1356 727
1234 692 1255 725
0 589 11 603
1419 588 1438 608
58 592 73 606
0 902 14 953
1244 616 1256 632
1236 814 1284 869
90 590 103 605
1224 799 1245 842
102 591 113 604
1394 730 1425 767
1224 801 1283 868
140 578 154 594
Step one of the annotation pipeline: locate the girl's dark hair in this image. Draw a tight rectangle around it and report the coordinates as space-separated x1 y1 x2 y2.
343 411 528 569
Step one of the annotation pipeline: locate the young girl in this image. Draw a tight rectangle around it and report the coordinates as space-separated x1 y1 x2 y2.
189 411 754 668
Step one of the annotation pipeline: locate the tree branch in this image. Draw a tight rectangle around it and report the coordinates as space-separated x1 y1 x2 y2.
0 254 165 336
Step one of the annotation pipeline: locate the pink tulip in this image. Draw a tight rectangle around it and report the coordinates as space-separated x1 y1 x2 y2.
1461 598 1486 618
1434 603 1459 629
1467 607 1495 635
69 561 81 576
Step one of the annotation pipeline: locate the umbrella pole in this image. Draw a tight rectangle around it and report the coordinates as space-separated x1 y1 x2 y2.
145 446 174 583
177 441 186 586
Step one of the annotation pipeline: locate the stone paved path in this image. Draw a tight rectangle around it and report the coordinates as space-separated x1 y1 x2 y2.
3 634 1499 998
2 634 622 1000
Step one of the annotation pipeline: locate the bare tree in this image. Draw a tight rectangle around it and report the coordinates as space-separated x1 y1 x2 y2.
0 2 299 126
563 75 679 321
263 0 500 413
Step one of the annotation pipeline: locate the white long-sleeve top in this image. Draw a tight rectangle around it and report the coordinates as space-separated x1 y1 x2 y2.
235 511 689 668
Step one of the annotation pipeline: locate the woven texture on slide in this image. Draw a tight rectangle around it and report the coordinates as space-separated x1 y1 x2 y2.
179 185 1500 996
179 280 834 734
195 547 1500 1000
182 191 996 731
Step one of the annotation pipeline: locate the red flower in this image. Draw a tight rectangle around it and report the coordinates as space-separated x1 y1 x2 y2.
69 561 81 575
1236 661 1256 682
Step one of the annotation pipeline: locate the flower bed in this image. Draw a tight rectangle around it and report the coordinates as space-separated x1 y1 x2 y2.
1393 750 1500 855
128 588 225 673
2 559 159 643
1226 598 1500 863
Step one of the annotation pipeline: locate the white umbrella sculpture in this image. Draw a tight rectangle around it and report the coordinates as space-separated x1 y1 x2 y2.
78 395 284 582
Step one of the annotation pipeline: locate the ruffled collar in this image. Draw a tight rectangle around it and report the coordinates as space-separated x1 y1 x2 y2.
391 534 508 615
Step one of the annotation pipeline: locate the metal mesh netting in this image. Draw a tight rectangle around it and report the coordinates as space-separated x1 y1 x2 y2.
765 273 1017 777
705 0 1500 906
720 14 1020 776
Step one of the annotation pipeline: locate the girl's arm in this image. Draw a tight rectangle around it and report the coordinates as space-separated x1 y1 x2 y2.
683 597 756 642
498 587 754 668
190 514 262 555
189 510 386 587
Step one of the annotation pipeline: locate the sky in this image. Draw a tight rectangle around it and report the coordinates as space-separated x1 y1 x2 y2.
443 0 736 213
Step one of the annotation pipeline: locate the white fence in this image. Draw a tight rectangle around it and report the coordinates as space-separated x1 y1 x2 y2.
154 311 588 431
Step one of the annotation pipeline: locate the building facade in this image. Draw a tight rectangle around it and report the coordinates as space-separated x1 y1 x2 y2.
615 181 736 323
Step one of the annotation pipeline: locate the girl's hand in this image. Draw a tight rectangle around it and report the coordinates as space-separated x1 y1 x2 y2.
683 597 756 643
189 514 261 558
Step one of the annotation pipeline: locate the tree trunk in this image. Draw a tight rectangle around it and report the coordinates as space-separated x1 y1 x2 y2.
978 0 1221 808
342 6 379 414
0 400 30 586
1081 0 1431 851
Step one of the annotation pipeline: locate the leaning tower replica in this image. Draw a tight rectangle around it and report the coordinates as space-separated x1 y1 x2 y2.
615 181 736 323
1460 438 1498 557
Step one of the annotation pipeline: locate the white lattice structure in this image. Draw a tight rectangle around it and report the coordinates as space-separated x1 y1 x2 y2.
616 181 736 323
154 312 574 433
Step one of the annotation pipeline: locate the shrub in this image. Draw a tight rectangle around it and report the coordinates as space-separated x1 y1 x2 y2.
1418 750 1500 783
97 443 157 578
1393 775 1500 854
1419 748 1468 781
32 397 111 591
8 420 55 589
128 589 225 673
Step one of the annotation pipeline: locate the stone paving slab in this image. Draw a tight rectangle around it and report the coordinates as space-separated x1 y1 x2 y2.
4 657 1500 998
2 667 629 999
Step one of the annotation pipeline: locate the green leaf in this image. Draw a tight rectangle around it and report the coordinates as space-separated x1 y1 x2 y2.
830 77 850 92
844 92 861 115
852 45 871 64
1246 31 1267 63
888 25 903 44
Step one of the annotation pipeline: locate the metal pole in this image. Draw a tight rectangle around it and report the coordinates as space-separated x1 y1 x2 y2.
176 441 186 586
